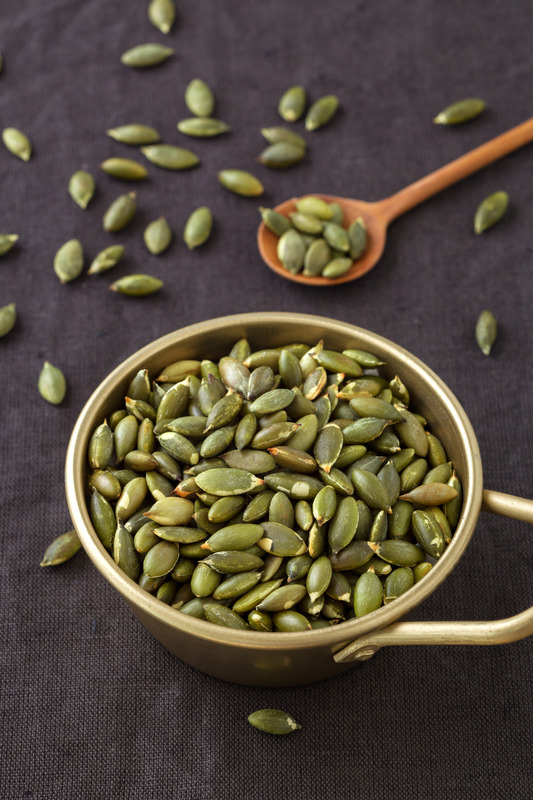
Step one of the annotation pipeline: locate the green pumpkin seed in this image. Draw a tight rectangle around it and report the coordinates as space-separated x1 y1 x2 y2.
89 489 117 549
207 496 246 523
261 127 306 148
329 540 374 571
185 79 215 117
212 571 262 600
433 98 485 125
295 196 333 219
115 478 148 522
256 582 307 611
0 234 18 258
89 471 122 501
107 124 160 145
68 170 95 209
475 309 497 355
411 509 446 558
40 529 81 566
305 555 332 603
322 257 353 279
201 550 264 574
195 467 264 496
121 43 174 68
148 0 176 33
0 302 16 337
423 462 453 485
264 471 323 499
351 468 391 511
110 274 163 296
394 406 428 456
88 421 114 469
218 169 264 197
177 117 230 137
353 571 383 617
414 561 433 582
259 207 292 237
347 217 368 260
305 95 339 131
268 491 295 529
103 192 137 232
258 521 307 557
399 482 458 506
143 540 179 578
277 228 306 273
273 610 312 631
445 472 463 528
87 245 125 275
146 471 173 500
144 496 195 526
257 142 306 169
371 539 424 567
204 603 250 629
53 239 83 284
248 609 274 631
474 191 508 233
278 85 306 121
143 217 173 255
384 567 414 604
201 523 264 552
100 158 148 181
184 206 213 249
141 144 199 170
113 523 141 580
322 222 350 252
2 127 31 160
302 238 331 276
38 361 66 405
289 211 323 235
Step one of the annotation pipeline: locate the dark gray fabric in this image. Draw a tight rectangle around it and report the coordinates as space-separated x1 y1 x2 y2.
1 1 532 798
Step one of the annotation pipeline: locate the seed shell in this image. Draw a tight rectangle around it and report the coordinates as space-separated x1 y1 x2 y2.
305 95 339 131
107 124 161 145
87 245 125 275
0 302 16 337
53 238 83 284
474 191 509 233
144 217 173 254
218 169 264 197
110 274 163 296
278 85 306 122
433 98 485 125
148 0 176 34
103 192 137 232
177 117 230 137
2 127 31 160
101 157 148 181
40 530 81 566
121 43 174 68
185 79 215 117
184 206 213 249
68 170 95 209
141 144 200 170
38 361 67 405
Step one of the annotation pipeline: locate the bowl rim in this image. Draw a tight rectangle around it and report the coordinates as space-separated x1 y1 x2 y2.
65 311 483 651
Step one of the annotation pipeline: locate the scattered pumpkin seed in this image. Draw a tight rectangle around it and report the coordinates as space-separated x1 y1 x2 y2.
144 217 173 254
0 233 18 256
184 206 213 249
40 530 81 566
38 361 67 405
87 245 125 275
0 302 16 337
475 309 497 355
278 85 306 122
261 127 306 148
110 274 163 296
100 157 148 181
433 98 485 125
53 239 83 284
121 43 174 68
257 142 306 169
177 117 231 137
68 170 95 209
107 124 160 145
218 169 264 197
2 126 31 160
185 79 215 117
148 0 176 34
141 144 200 170
103 192 137 232
474 191 509 233
305 95 339 131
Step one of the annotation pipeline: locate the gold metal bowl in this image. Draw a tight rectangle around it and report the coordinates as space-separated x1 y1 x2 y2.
65 312 533 686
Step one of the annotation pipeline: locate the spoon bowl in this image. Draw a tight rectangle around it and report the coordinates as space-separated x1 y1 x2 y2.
257 118 533 286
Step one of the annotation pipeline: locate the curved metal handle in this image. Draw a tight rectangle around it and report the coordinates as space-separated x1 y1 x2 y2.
334 489 533 663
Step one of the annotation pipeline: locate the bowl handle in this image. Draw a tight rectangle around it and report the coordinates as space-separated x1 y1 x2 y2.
334 489 533 664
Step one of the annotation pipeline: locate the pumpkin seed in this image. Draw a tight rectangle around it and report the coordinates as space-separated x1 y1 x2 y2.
296 196 333 219
68 170 95 208
257 142 306 169
110 274 163 296
141 144 199 170
0 302 16 337
144 217 173 254
353 570 383 617
399 482 458 506
184 206 213 249
202 550 264 574
87 245 125 275
101 157 148 181
433 98 485 125
53 239 83 284
201 523 264 552
474 191 508 233
185 79 215 117
475 309 497 355
259 207 292 237
322 257 353 279
411 509 447 558
347 217 368 259
40 529 81 566
258 521 307 557
2 127 31 160
370 539 425 567
384 567 414 604
277 228 306 273
121 43 174 68
177 117 230 137
261 126 306 148
38 361 66 405
90 489 117 549
256 582 307 611
278 85 306 122
218 169 264 197
273 610 312 631
107 124 160 145
103 192 137 232
148 0 176 33
113 523 141 580
305 95 339 131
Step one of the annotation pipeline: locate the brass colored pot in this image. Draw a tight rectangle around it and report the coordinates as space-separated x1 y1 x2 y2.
65 313 533 686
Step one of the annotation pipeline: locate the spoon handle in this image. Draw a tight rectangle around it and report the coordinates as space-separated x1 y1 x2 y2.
377 117 533 224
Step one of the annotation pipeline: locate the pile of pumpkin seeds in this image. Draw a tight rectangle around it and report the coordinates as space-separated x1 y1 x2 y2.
260 196 368 279
85 337 462 632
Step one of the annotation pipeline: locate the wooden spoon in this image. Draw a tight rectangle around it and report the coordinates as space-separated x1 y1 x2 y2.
257 118 533 286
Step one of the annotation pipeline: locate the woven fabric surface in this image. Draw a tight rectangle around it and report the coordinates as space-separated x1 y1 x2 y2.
1 1 532 798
